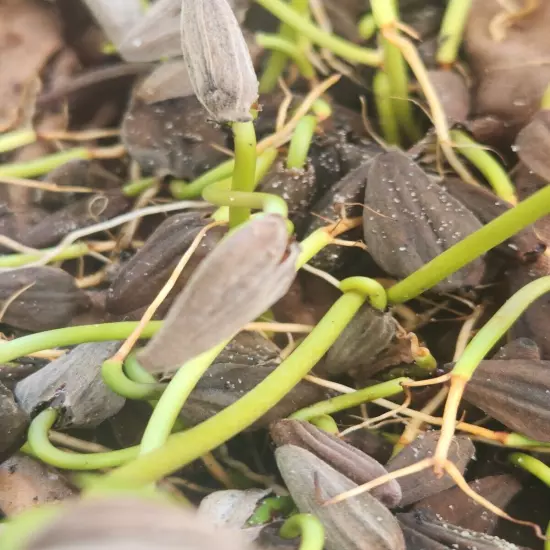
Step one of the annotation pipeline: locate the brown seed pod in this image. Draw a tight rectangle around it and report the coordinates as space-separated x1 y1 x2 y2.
321 302 396 377
428 70 470 123
413 474 522 535
0 267 91 332
106 211 224 318
180 0 258 122
17 190 130 249
340 429 394 465
398 510 525 550
213 331 281 366
442 176 545 263
515 110 550 183
464 359 550 441
387 431 475 507
137 214 299 373
270 419 402 507
492 338 541 361
363 150 485 293
25 496 260 550
14 341 125 429
0 383 29 463
276 445 406 550
181 362 329 429
122 96 228 179
258 160 317 234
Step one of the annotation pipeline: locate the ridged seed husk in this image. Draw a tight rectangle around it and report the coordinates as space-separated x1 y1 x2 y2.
213 331 281 366
387 431 475 507
270 419 402 507
398 510 524 550
137 214 299 373
181 363 329 430
464 359 550 441
180 0 258 122
515 110 550 182
363 150 485 293
106 211 223 318
492 338 541 361
413 475 522 535
0 267 91 332
0 383 29 463
428 70 470 123
276 445 406 550
321 302 396 376
14 341 125 429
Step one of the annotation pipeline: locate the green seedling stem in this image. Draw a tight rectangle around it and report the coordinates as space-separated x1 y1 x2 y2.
229 121 258 227
0 129 37 154
373 70 401 145
286 115 317 169
255 0 382 67
450 129 517 204
308 415 339 434
85 279 377 488
434 276 550 472
387 185 550 304
259 0 310 93
102 359 167 400
280 514 325 550
257 33 315 81
290 378 409 421
437 0 473 67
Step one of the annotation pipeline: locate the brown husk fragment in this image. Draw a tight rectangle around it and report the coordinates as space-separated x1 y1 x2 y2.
181 363 329 430
387 431 475 507
465 0 550 143
270 419 402 507
122 96 228 179
464 359 550 441
0 267 91 332
0 455 74 516
320 302 396 377
363 150 485 293
106 211 223 318
275 445 406 550
492 338 541 361
412 475 522 535
24 496 260 550
515 110 550 183
14 341 125 429
213 331 281 366
428 70 470 124
137 214 299 373
0 383 29 463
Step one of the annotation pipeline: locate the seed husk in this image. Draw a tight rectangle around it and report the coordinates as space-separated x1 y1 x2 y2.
276 444 406 550
515 110 550 183
413 475 522 535
363 150 485 293
464 359 550 441
14 341 125 429
428 70 470 124
0 383 29 463
492 338 541 361
270 419 402 507
137 214 299 373
321 302 396 377
387 431 475 507
106 211 223 318
0 267 91 332
180 0 258 122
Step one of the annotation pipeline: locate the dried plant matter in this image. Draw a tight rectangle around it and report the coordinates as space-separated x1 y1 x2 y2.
138 215 299 373
180 0 258 121
276 445 405 550
364 150 485 293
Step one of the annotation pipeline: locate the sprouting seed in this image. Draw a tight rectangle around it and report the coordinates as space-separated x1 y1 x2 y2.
180 0 258 122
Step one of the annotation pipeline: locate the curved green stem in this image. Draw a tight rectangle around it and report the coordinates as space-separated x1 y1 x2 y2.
259 0 311 94
308 415 339 434
102 359 166 400
358 14 376 41
370 0 419 143
509 452 550 486
230 121 258 228
257 33 315 81
0 242 94 268
450 129 517 204
0 321 162 364
122 177 157 197
436 0 473 67
0 129 37 154
290 378 409 421
387 185 550 304
125 352 158 384
255 0 382 67
139 342 227 455
286 115 317 169
373 70 400 145
170 158 235 199
452 276 550 380
26 409 139 470
280 514 325 550
339 277 387 311
89 284 371 488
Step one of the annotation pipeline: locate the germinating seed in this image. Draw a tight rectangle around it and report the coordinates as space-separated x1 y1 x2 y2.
180 0 258 122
